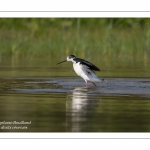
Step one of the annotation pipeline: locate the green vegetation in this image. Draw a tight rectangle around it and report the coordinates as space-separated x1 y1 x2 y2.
0 18 150 63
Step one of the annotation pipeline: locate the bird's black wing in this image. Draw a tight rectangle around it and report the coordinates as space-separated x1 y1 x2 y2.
74 58 100 71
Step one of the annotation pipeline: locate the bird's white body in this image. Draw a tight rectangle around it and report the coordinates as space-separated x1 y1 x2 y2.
73 62 102 83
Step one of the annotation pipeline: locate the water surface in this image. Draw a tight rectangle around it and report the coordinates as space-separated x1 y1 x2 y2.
0 57 150 132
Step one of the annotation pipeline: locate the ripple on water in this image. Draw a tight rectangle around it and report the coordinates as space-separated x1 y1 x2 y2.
1 77 148 98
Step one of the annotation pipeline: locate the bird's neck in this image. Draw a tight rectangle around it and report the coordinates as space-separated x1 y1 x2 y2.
71 58 76 64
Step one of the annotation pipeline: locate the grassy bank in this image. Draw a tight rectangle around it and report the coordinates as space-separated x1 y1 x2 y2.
0 18 149 64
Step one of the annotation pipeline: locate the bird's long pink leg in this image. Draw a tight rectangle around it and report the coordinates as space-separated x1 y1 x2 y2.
92 82 97 86
86 81 88 87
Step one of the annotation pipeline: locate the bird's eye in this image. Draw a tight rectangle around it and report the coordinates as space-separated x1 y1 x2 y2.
69 55 73 59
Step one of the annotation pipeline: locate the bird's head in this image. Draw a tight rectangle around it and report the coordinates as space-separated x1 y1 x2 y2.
57 54 76 64
67 54 76 61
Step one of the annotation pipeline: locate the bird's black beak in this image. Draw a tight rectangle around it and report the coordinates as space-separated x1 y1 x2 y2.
57 60 67 65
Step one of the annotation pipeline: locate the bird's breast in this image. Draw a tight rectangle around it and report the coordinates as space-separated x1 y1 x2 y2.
73 62 83 76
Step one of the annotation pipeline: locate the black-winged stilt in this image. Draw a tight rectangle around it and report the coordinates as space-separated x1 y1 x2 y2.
57 54 103 87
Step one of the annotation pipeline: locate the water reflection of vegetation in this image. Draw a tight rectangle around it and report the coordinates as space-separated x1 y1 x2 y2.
0 93 66 132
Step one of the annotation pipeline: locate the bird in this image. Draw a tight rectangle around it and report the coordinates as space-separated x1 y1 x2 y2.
57 54 104 87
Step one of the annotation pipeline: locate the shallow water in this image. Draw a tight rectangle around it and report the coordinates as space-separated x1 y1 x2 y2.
0 77 150 132
0 57 150 132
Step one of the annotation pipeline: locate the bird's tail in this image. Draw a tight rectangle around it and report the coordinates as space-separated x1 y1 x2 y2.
92 77 108 83
86 71 108 83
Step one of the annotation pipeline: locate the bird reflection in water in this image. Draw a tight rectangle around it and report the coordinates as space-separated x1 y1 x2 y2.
66 87 98 132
